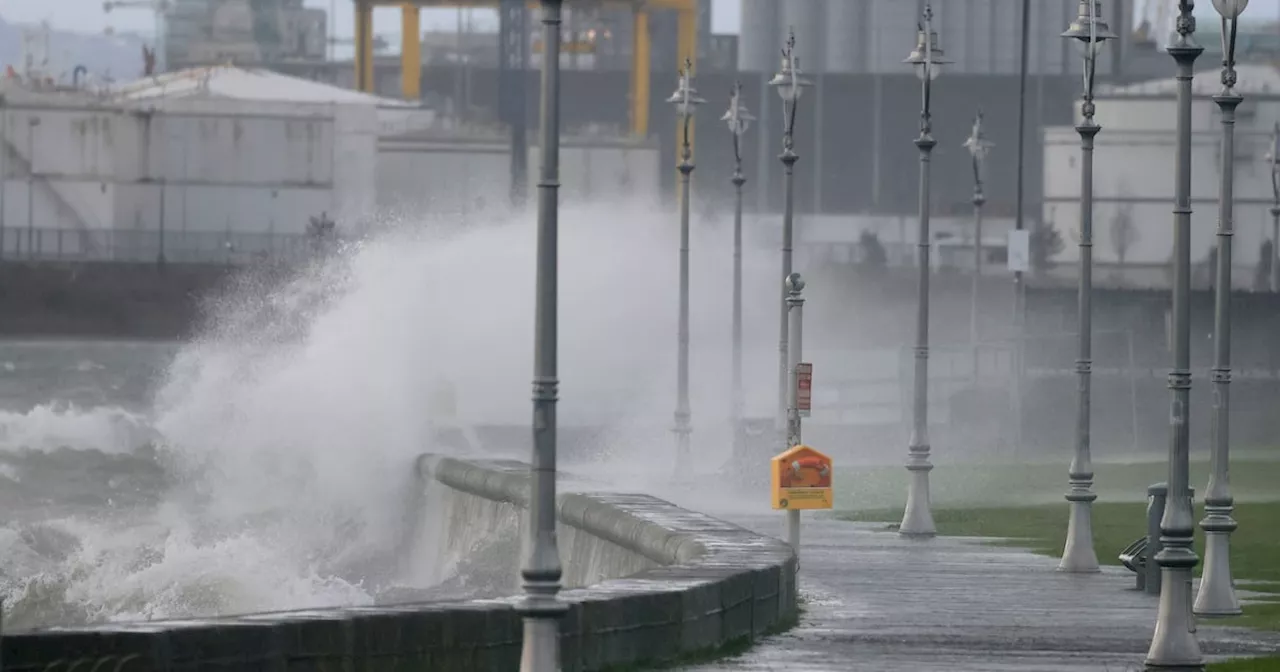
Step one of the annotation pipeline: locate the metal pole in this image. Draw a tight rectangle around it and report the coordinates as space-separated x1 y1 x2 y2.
158 178 167 267
900 7 941 538
732 152 745 457
770 34 809 442
668 59 701 469
675 118 694 467
971 192 984 379
963 110 992 383
517 2 566 670
778 148 796 433
26 120 34 258
784 272 805 564
786 273 805 449
1061 88 1101 575
1145 2 1203 668
1272 206 1279 292
723 81 752 462
0 96 6 259
1012 0 1031 455
1195 19 1242 617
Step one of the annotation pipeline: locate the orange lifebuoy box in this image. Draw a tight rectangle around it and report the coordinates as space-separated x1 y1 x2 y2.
771 445 834 510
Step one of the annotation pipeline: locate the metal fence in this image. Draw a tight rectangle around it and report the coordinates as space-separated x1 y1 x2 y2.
0 227 319 266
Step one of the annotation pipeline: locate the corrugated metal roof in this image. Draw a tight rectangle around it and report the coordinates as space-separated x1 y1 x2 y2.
111 65 415 107
1099 63 1280 97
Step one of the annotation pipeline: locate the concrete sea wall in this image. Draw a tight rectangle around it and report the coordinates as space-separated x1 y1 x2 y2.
3 454 798 671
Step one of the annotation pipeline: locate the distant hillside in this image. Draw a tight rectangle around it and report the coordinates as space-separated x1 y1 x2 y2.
0 16 151 84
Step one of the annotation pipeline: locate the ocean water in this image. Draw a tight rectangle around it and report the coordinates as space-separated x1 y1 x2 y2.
0 201 779 631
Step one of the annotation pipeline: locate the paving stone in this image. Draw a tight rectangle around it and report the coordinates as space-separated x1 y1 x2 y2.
680 515 1280 671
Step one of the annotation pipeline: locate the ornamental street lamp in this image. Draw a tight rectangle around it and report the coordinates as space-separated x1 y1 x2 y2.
1265 122 1280 292
516 1 566 669
1145 1 1205 668
721 81 754 459
1058 0 1116 575
768 30 811 443
666 58 706 468
962 111 993 380
1195 0 1250 618
899 4 951 538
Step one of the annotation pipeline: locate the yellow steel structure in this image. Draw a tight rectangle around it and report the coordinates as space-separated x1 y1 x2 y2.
351 0 698 144
400 4 422 100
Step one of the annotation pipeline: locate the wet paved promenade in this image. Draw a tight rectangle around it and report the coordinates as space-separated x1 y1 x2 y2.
675 514 1280 671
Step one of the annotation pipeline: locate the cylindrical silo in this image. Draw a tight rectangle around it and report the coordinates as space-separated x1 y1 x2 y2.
779 0 824 73
738 0 781 73
823 0 862 74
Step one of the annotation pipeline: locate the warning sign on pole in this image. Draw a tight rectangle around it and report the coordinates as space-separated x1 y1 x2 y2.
796 362 812 417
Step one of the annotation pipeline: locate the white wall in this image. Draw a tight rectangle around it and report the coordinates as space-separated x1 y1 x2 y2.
0 105 119 236
1044 94 1280 287
0 96 368 251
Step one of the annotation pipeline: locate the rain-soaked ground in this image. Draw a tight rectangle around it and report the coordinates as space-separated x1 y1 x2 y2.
666 514 1280 672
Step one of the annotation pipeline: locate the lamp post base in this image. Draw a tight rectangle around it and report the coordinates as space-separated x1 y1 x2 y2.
1194 522 1242 617
1059 496 1101 573
520 615 562 672
899 462 936 537
1145 566 1203 671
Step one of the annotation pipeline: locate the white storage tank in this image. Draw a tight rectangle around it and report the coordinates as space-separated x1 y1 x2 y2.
779 0 824 73
738 0 782 73
823 0 863 75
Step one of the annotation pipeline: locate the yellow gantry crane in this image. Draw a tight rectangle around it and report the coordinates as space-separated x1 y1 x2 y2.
351 0 699 142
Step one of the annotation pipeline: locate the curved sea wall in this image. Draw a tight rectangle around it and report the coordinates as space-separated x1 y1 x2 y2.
3 454 797 671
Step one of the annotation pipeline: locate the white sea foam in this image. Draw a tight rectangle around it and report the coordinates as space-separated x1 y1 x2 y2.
0 198 784 628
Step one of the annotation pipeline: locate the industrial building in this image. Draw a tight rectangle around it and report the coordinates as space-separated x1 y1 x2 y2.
737 0 1133 76
1043 64 1280 290
105 0 328 73
0 65 658 263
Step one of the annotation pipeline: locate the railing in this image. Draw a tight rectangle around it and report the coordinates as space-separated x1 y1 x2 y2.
0 228 320 266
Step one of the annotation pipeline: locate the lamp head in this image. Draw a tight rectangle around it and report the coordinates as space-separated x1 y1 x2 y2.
963 111 994 161
768 29 813 102
665 58 706 118
1211 0 1250 19
720 82 755 136
904 14 951 82
1062 0 1118 49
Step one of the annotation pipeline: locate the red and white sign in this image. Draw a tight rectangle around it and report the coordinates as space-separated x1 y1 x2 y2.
796 362 813 416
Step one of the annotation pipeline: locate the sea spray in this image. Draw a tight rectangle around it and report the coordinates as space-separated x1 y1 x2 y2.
0 198 785 627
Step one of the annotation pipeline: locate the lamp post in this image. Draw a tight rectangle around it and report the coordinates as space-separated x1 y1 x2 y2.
899 4 950 538
1145 1 1204 668
1195 0 1249 618
1265 123 1280 292
666 58 705 468
516 1 566 669
768 31 811 441
962 111 993 379
721 81 754 459
26 117 38 259
1058 0 1116 575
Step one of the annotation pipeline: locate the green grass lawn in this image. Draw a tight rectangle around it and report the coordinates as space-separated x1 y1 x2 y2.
1209 656 1280 671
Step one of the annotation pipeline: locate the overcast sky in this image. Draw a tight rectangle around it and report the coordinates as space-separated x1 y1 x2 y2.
1 0 741 38
3 0 1279 43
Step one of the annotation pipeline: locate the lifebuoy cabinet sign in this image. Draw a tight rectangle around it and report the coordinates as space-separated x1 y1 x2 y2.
771 445 833 510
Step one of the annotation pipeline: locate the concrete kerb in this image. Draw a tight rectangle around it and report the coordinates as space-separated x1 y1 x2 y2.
418 454 799 668
1 455 797 672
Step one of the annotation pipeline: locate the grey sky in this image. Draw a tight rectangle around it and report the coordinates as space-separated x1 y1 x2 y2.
1 0 740 38
3 0 1279 44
